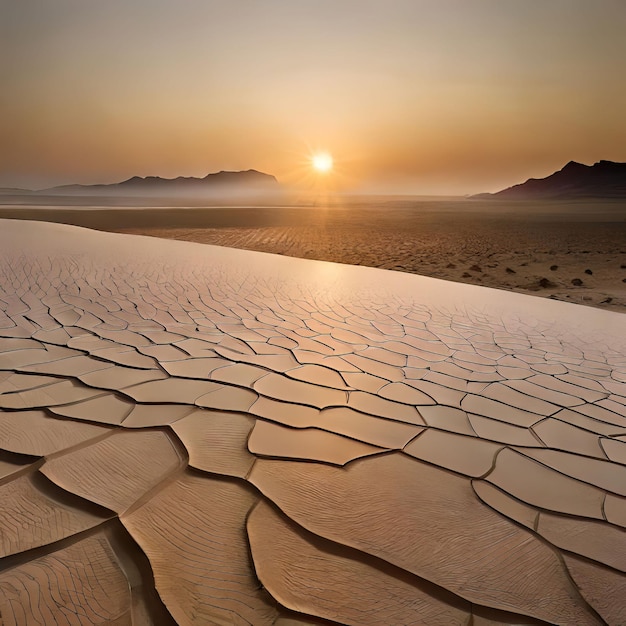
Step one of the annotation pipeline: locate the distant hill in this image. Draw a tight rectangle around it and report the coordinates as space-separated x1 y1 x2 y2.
7 170 281 198
472 160 626 200
0 187 33 195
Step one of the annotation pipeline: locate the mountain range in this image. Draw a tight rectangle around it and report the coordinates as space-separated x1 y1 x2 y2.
472 160 626 199
3 161 626 200
0 170 281 197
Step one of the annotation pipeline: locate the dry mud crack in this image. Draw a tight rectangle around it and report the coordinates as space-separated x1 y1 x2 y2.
0 219 625 625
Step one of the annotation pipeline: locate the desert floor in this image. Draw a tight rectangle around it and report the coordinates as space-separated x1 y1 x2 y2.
1 197 625 312
0 219 624 625
0 220 626 626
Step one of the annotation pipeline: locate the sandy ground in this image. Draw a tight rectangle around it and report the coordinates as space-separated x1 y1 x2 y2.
1 198 625 312
0 219 624 624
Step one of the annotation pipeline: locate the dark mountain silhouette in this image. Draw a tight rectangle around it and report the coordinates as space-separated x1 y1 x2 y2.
471 160 626 199
35 169 281 197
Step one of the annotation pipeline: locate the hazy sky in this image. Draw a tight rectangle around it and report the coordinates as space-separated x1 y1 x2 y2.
1 0 625 194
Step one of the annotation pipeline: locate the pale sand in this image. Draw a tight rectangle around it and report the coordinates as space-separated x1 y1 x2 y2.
0 219 624 625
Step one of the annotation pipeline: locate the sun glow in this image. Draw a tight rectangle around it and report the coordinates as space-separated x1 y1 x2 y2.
312 152 333 173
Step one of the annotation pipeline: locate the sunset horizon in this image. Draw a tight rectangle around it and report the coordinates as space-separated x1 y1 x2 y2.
2 1 625 195
5 157 626 201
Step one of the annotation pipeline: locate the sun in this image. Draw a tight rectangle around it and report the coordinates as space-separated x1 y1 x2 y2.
312 152 333 173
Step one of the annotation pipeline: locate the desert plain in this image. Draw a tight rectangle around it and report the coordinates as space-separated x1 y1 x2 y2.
1 196 624 312
2 0 626 622
0 215 624 625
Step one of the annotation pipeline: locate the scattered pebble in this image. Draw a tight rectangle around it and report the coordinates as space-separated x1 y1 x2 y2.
505 267 516 274
462 272 472 278
446 263 456 269
469 264 481 272
539 278 556 288
601 297 613 304
550 265 558 271
571 278 583 286
584 269 593 275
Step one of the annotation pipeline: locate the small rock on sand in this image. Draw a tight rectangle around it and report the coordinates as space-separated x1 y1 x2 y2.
505 267 516 274
539 278 556 288
584 269 593 275
462 272 472 278
469 264 481 272
571 278 583 286
550 265 558 271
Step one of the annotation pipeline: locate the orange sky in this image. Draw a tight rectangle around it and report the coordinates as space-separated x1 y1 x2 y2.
1 1 625 194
